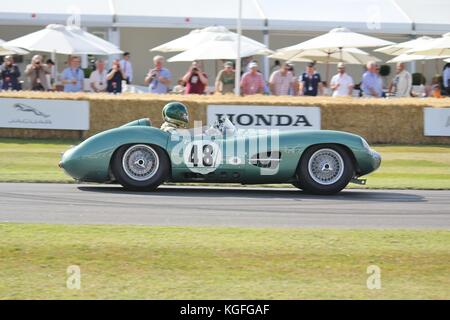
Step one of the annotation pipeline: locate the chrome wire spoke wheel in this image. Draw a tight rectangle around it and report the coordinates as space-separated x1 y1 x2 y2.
122 144 159 181
307 148 344 185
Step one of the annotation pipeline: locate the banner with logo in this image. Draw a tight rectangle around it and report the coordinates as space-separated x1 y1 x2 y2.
0 98 89 130
207 105 321 130
424 107 450 136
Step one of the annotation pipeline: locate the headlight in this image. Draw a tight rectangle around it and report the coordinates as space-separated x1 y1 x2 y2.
361 137 371 150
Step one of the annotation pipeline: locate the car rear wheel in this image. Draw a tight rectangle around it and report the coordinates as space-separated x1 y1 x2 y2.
295 144 354 195
112 144 169 191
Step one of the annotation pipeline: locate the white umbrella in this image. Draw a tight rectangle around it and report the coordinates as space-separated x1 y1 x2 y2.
386 53 448 63
151 25 264 53
445 58 450 63
0 39 29 56
4 24 116 55
407 32 450 57
151 26 230 52
271 47 380 65
66 26 122 55
271 47 380 81
278 27 394 58
168 34 272 62
374 36 435 56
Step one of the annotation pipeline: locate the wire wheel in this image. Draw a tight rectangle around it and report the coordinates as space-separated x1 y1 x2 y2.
122 144 160 181
307 148 344 185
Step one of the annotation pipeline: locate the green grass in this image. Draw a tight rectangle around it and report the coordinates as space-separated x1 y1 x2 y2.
0 138 77 183
0 138 449 189
354 145 450 189
0 223 449 299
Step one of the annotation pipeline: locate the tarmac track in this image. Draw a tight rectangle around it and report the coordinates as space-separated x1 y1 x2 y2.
0 183 449 228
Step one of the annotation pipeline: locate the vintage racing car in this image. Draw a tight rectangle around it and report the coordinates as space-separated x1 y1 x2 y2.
60 113 381 195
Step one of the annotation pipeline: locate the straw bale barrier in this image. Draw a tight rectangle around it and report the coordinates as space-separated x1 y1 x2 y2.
0 91 449 144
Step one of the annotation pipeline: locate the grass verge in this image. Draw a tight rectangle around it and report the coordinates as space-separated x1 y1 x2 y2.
0 138 449 189
0 223 449 299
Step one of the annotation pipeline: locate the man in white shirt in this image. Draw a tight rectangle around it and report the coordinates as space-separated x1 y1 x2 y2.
330 63 354 97
389 62 412 97
89 59 107 92
119 52 133 84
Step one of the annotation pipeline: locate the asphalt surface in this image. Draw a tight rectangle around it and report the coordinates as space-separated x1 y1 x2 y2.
0 183 449 229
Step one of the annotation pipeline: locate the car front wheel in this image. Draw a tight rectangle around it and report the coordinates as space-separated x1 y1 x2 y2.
295 144 354 195
112 144 169 191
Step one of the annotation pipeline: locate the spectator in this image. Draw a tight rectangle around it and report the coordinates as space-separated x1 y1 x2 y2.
61 56 84 92
330 62 354 97
375 65 385 97
361 61 383 97
172 79 186 94
286 62 295 76
240 61 264 95
24 55 51 91
0 55 21 91
269 62 295 96
144 55 171 94
298 62 323 96
431 76 443 98
270 60 281 74
89 59 107 92
46 59 56 88
286 62 296 95
106 59 126 94
443 63 450 95
119 52 133 84
215 61 235 94
244 57 256 72
322 81 331 96
389 62 412 97
183 61 208 94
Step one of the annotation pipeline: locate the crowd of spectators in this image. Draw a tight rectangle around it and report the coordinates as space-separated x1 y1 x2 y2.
1 52 449 98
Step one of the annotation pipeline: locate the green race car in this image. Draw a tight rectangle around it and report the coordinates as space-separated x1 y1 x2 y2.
60 113 381 195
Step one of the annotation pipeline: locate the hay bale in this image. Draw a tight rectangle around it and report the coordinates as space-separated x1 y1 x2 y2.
0 91 449 144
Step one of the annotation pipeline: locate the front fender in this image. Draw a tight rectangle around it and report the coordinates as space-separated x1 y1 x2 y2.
61 126 169 182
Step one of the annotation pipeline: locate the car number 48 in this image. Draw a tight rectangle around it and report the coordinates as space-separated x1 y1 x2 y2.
183 140 222 173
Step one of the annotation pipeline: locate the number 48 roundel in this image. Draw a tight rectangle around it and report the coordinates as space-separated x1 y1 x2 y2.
183 140 222 174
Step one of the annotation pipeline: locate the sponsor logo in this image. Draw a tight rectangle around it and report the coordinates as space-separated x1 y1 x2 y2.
14 103 50 118
207 105 321 130
0 98 89 130
213 113 312 127
9 103 52 125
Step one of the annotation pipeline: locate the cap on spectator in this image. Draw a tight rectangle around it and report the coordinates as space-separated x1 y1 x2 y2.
337 62 345 68
307 62 315 68
249 61 258 69
224 61 233 67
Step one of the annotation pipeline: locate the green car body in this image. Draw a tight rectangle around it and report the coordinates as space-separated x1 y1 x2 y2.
60 118 381 193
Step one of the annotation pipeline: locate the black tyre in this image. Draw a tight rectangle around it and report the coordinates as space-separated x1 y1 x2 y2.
295 144 354 195
112 144 169 191
291 180 305 190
